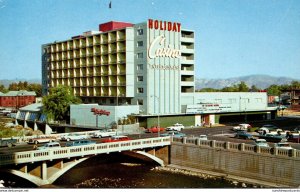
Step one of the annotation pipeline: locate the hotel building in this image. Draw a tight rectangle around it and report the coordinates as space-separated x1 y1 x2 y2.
42 19 276 130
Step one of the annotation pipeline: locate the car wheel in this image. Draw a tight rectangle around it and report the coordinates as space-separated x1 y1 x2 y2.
99 136 102 138
35 140 38 144
7 143 13 148
67 138 70 141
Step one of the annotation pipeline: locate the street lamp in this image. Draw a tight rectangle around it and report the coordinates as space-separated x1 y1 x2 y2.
151 95 160 137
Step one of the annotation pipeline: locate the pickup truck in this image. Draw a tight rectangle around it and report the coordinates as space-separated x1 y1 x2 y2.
0 138 18 147
166 123 185 131
92 129 116 138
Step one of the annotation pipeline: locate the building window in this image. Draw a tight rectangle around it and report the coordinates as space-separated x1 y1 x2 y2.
137 29 143 36
137 41 143 47
110 99 114 104
137 88 144 93
137 64 143 70
137 53 143 59
137 76 143 82
138 99 143 105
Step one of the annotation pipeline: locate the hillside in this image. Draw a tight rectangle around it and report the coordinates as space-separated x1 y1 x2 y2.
195 75 299 90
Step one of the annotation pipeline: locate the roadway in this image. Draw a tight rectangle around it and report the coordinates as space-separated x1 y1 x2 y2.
1 119 300 154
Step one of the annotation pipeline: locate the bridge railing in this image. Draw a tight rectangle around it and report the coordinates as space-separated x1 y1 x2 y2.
173 137 300 158
0 137 171 166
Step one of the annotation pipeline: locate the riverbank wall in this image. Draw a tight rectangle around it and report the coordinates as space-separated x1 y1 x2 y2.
170 137 300 188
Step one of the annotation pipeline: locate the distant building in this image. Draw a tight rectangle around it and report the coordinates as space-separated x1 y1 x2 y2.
290 88 300 110
0 90 36 109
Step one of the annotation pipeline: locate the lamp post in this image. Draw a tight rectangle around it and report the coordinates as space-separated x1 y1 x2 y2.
151 95 160 137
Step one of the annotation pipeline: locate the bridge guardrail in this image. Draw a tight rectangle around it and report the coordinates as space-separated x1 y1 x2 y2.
0 137 171 166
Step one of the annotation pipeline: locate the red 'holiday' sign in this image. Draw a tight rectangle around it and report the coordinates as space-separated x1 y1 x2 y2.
91 108 110 116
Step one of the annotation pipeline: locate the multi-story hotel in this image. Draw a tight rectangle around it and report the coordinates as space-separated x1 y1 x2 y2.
42 19 195 115
42 19 275 130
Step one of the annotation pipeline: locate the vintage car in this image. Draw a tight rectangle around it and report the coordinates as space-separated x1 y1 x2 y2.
274 142 293 150
65 140 96 147
199 135 208 140
257 124 279 134
37 142 61 150
254 139 269 147
145 126 165 133
258 133 287 143
60 133 90 141
166 123 185 131
161 131 186 138
234 131 253 140
92 129 116 138
102 136 131 143
232 124 252 131
28 136 57 144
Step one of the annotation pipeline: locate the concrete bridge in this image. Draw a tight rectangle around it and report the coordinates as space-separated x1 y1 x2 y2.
0 137 171 186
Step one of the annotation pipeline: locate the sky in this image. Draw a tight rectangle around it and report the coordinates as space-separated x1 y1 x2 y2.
0 0 299 80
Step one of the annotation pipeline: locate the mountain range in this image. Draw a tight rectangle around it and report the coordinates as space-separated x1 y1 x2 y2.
0 75 299 90
195 75 299 90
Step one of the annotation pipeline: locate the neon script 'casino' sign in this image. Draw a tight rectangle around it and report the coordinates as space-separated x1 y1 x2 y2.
148 19 181 59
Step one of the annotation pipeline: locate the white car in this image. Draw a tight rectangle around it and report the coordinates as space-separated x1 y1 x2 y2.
232 124 251 131
274 142 293 150
60 133 90 141
199 135 208 140
166 123 185 131
92 129 116 138
254 139 269 147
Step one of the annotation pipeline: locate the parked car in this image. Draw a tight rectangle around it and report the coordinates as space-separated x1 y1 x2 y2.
257 124 279 134
145 126 165 133
92 129 116 138
286 132 300 143
254 139 269 147
65 140 96 147
166 123 185 131
274 142 293 150
60 133 90 141
28 136 57 144
258 133 287 143
161 131 186 138
102 135 131 143
37 142 61 150
199 135 208 140
232 124 251 131
0 138 18 147
234 131 253 140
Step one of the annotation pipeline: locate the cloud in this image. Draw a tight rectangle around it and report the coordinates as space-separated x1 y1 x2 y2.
0 5 5 9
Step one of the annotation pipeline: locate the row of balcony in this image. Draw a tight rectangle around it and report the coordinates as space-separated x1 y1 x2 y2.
49 31 127 53
50 49 126 61
50 59 126 69
72 87 127 97
50 70 127 78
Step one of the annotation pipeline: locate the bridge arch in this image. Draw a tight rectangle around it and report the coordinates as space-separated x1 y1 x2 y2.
1 157 90 186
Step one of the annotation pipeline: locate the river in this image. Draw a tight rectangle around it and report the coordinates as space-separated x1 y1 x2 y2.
0 153 253 188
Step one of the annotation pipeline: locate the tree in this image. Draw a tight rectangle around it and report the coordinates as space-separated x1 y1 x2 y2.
267 84 281 96
42 85 81 122
0 84 7 93
28 83 42 97
250 85 259 92
197 88 220 92
237 81 249 92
